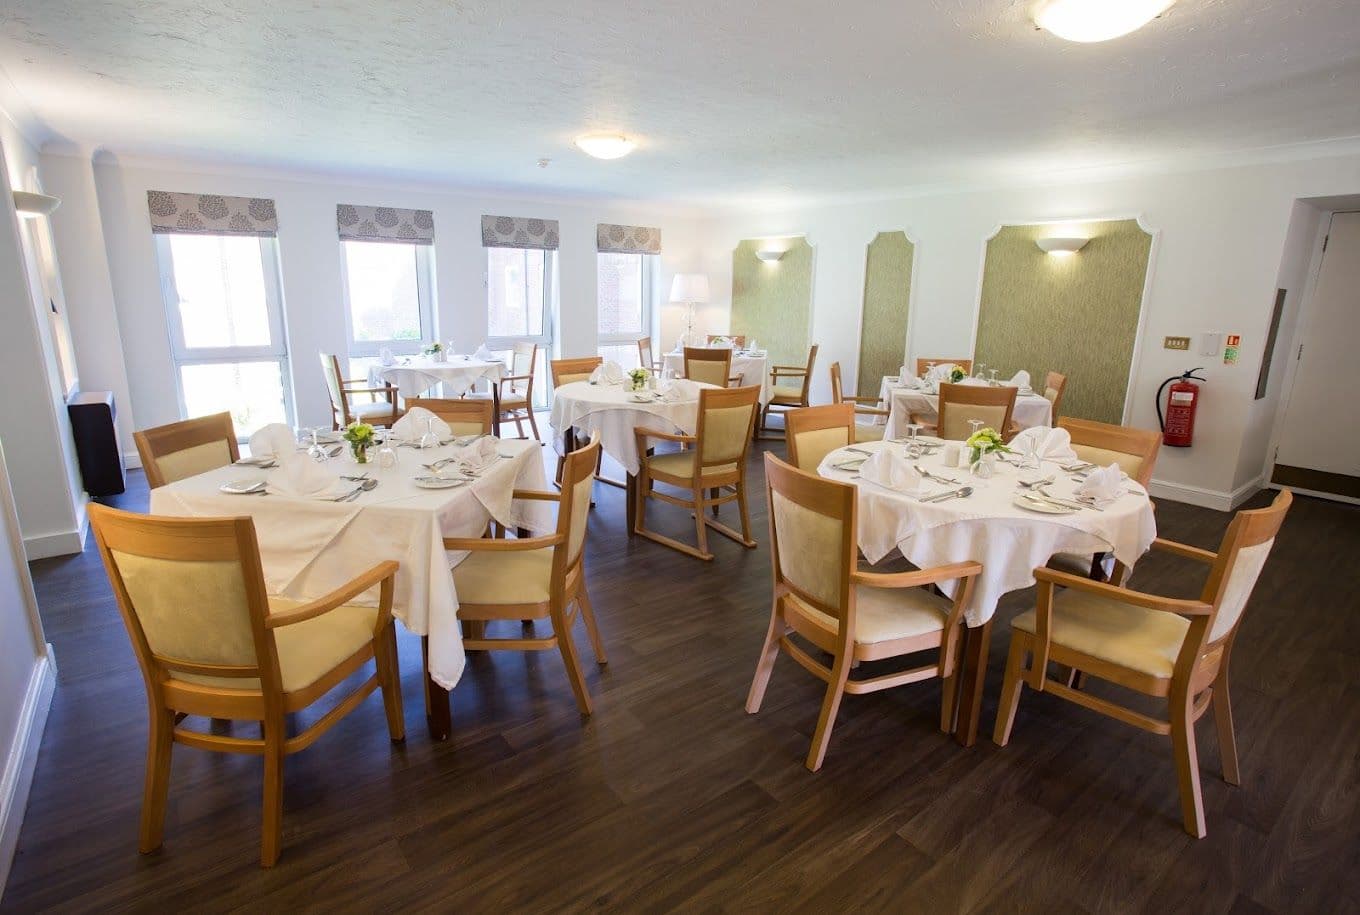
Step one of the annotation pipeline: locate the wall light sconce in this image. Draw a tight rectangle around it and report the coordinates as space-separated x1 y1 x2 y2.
1035 236 1088 256
756 249 785 263
13 190 61 218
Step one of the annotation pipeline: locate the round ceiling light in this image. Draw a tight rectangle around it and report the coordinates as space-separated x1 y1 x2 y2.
1034 0 1175 42
574 133 637 160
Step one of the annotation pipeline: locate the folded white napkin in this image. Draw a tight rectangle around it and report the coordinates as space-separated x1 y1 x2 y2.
1010 426 1079 463
590 361 625 384
661 379 700 402
247 423 294 460
859 449 924 494
1008 369 1031 388
379 347 396 366
391 406 451 442
472 343 494 361
1078 464 1124 505
453 436 499 472
266 455 347 499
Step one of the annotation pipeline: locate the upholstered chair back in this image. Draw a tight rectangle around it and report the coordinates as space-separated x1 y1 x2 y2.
134 412 240 489
785 404 854 472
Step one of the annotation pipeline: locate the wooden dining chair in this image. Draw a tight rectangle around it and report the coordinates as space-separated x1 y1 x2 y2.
914 357 973 377
134 412 240 489
707 334 746 348
550 355 604 388
746 454 981 770
405 397 494 436
1043 370 1069 421
634 385 761 560
758 344 819 438
87 504 405 867
1046 417 1163 584
637 337 661 374
444 438 607 715
319 353 400 430
784 404 854 472
829 361 887 443
995 490 1293 838
935 382 1017 440
683 346 741 387
466 342 539 440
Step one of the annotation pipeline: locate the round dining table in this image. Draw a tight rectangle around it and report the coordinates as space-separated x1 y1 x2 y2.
369 355 505 400
662 350 770 403
817 437 1156 744
878 377 1054 439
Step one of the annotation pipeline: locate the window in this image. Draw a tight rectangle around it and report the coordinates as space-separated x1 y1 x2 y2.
341 239 434 378
597 252 655 369
487 247 555 408
156 233 290 438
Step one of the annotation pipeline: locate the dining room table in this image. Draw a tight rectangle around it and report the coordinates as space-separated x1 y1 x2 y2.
662 349 770 404
817 437 1156 745
147 435 554 741
549 378 717 531
878 376 1054 439
369 355 505 401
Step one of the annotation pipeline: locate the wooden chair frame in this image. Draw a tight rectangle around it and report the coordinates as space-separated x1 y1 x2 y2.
87 504 404 867
994 490 1293 837
747 454 981 770
1043 370 1069 421
914 357 973 377
784 404 854 472
935 382 1017 441
472 342 539 440
405 396 495 435
758 344 819 438
829 361 889 424
549 356 608 487
637 337 661 375
634 385 761 561
682 346 742 387
134 412 240 490
443 439 607 714
321 353 400 430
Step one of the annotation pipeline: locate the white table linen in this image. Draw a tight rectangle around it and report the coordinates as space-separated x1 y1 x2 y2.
549 380 714 475
148 438 552 690
369 356 505 400
878 377 1053 439
662 351 769 404
817 440 1156 626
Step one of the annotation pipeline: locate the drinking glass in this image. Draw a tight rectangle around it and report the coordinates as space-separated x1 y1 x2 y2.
307 428 329 462
967 418 984 438
375 429 398 470
1020 435 1041 471
419 416 441 450
905 422 923 459
989 369 999 386
974 363 987 380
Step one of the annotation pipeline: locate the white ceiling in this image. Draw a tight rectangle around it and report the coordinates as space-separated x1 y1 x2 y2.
0 0 1357 205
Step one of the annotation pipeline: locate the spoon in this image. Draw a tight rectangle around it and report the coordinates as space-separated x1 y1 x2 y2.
921 485 974 503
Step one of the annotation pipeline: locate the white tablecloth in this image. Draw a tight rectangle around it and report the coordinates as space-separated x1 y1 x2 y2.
370 357 505 400
878 377 1053 439
661 351 770 403
549 380 714 475
148 438 552 689
817 440 1156 626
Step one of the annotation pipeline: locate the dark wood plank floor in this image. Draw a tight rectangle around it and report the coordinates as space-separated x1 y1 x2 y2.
5 440 1358 913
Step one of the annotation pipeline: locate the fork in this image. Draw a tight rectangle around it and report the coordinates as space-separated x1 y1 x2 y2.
914 463 960 485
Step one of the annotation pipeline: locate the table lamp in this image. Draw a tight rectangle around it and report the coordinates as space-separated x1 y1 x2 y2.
669 273 710 349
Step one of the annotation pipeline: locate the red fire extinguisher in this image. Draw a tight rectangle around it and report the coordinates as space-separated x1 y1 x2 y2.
1156 368 1206 448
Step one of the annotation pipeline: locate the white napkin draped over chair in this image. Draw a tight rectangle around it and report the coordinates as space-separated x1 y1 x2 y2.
248 423 295 460
453 436 499 472
589 361 625 384
1078 464 1125 506
266 456 348 499
859 449 924 494
1010 426 1079 464
391 406 452 442
661 379 700 402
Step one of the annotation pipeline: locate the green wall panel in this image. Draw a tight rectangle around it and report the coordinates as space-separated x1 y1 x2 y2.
857 231 914 393
974 220 1152 424
731 237 813 371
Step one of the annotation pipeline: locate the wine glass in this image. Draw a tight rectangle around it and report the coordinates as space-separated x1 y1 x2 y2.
967 418 984 439
905 422 923 459
974 362 987 380
419 416 441 450
989 368 999 386
375 429 398 470
924 361 935 380
307 428 329 462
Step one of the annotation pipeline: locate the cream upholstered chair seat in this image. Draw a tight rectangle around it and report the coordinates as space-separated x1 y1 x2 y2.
854 424 884 443
451 547 554 605
350 400 402 423
771 384 803 401
465 390 529 407
790 586 950 644
645 450 738 481
1011 591 1189 679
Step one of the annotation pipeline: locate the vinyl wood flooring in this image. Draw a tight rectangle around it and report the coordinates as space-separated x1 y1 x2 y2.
4 440 1357 913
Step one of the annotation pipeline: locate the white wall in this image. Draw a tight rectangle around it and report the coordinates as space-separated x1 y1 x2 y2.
57 151 720 437
704 153 1360 508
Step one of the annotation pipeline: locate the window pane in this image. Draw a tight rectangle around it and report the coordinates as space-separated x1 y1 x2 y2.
169 235 272 349
487 248 545 337
597 253 643 335
343 241 423 343
179 361 288 437
598 343 641 371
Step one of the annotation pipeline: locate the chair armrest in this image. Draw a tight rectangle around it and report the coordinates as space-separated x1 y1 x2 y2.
634 426 696 447
266 560 399 629
852 560 982 590
341 386 396 397
1032 567 1213 616
1151 537 1218 564
769 368 809 378
444 533 564 551
853 405 890 418
847 395 882 405
500 373 534 383
512 489 561 502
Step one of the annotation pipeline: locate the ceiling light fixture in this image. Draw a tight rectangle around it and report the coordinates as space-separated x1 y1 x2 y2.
573 133 637 160
1036 236 1089 256
12 190 61 218
1033 0 1175 42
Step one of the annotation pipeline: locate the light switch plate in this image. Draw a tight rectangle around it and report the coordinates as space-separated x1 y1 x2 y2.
1164 336 1190 351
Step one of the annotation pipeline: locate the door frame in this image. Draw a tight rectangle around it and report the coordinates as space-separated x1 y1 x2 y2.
1263 209 1360 505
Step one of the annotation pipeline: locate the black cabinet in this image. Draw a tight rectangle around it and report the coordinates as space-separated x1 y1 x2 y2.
67 391 125 496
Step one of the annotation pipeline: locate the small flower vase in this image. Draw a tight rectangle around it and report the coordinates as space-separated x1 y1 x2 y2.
433 350 446 363
351 442 369 464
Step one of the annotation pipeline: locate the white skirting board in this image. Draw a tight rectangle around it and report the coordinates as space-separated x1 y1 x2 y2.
1147 475 1263 512
0 649 55 901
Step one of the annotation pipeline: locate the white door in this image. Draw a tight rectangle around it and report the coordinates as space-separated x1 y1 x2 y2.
1272 211 1360 499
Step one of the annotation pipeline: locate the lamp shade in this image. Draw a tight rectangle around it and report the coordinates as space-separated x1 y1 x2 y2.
1035 236 1089 255
669 273 710 304
13 190 60 217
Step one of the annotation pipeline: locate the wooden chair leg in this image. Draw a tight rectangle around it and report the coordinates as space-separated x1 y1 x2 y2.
806 655 851 771
992 635 1027 746
139 707 175 854
376 625 406 743
1170 695 1207 838
745 606 785 714
1212 672 1240 785
735 481 754 545
577 585 608 666
526 409 541 442
552 607 593 716
692 488 710 558
260 721 286 867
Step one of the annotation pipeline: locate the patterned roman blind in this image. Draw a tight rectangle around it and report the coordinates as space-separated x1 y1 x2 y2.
337 204 434 244
596 223 661 255
146 190 278 236
481 214 559 250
